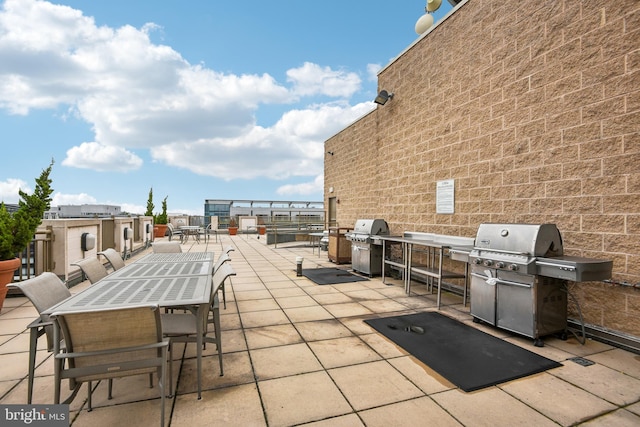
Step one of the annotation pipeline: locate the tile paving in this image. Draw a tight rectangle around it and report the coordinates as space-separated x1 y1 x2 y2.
1 234 639 426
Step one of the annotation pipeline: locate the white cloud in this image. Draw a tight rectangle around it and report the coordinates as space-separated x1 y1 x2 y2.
277 175 324 196
51 192 97 206
62 142 143 172
119 202 145 215
0 0 376 185
0 178 30 203
151 101 374 180
287 62 361 98
367 63 382 81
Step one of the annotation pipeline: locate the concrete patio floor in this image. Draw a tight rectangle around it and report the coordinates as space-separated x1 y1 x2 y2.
1 233 640 426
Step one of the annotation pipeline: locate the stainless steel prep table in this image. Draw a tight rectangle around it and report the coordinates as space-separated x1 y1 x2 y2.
45 252 215 399
379 235 473 309
308 232 325 256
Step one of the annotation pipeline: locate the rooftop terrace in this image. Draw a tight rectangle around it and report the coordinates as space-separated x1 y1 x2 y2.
1 234 639 426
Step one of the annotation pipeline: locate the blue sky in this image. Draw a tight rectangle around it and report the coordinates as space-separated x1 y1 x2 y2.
0 0 453 215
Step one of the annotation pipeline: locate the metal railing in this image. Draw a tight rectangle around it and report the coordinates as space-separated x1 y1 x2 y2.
265 223 324 247
203 215 325 229
13 226 53 282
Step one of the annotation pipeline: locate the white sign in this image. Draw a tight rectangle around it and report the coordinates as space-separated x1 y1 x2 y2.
436 179 455 214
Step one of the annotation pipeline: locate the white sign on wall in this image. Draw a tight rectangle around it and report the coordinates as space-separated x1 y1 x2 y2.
436 179 455 214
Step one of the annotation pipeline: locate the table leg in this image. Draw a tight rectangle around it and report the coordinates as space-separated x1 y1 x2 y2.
436 247 444 309
196 304 204 399
28 326 39 404
381 242 386 284
406 243 413 294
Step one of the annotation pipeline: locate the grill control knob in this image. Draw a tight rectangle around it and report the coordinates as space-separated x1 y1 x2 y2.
496 262 505 269
483 260 493 267
473 258 482 265
508 264 519 271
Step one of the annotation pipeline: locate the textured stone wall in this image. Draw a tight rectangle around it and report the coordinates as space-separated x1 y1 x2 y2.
325 0 640 336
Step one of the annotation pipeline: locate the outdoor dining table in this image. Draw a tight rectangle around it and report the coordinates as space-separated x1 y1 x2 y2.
44 252 215 399
179 225 203 243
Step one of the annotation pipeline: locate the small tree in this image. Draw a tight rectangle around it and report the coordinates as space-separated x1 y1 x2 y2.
144 187 154 217
0 161 55 260
154 196 168 225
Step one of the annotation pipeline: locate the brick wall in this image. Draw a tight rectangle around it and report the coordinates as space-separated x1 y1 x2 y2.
325 0 640 336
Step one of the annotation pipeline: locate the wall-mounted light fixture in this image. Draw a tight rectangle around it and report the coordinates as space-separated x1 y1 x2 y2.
374 90 394 105
123 227 133 260
124 228 133 240
415 0 442 35
145 223 152 249
327 151 334 156
81 232 96 252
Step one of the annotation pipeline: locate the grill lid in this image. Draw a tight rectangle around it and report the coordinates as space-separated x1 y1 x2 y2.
474 223 563 257
352 219 390 236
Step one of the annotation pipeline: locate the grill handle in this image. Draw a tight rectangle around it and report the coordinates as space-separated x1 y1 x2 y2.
471 272 532 289
474 247 530 256
535 260 576 272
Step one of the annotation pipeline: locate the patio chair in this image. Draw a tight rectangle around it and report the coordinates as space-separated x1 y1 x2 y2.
166 223 183 242
8 272 71 404
161 263 236 396
213 252 231 272
52 305 169 427
213 252 232 308
152 241 182 253
98 248 126 272
223 245 235 255
71 257 109 284
208 261 236 322
203 223 218 243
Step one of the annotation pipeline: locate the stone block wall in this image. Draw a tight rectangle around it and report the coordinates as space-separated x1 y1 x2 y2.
325 0 640 336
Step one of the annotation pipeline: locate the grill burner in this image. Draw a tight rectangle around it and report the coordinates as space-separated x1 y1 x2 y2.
346 219 389 276
469 223 612 346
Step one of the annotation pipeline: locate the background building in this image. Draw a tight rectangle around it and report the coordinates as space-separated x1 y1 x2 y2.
47 204 122 218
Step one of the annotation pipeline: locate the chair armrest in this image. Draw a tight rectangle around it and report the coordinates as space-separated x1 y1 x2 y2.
27 317 52 330
55 339 170 360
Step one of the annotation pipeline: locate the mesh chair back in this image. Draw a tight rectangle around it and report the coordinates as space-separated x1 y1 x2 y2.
98 248 126 271
55 305 164 381
11 272 71 350
72 257 109 284
212 263 236 297
213 252 231 272
152 241 182 253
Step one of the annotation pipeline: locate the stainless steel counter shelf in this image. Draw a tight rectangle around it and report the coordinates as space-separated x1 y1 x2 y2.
380 233 474 309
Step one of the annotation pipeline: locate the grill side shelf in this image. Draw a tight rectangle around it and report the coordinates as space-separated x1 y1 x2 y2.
536 256 613 282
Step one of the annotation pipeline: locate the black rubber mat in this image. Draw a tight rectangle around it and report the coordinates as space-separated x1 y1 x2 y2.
365 311 562 392
301 268 369 285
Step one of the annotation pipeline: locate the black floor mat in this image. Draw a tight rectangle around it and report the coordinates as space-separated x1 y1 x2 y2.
365 311 562 392
301 267 369 285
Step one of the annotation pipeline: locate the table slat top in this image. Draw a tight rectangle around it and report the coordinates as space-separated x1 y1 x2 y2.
45 253 213 314
136 252 214 263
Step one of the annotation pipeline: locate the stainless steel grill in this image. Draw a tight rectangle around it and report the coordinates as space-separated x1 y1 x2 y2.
346 219 389 276
469 223 612 346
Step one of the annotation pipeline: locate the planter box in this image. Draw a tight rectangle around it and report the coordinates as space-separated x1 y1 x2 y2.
153 224 168 238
